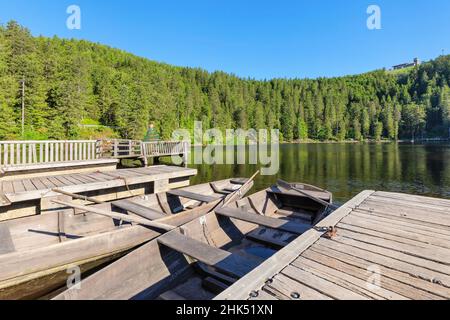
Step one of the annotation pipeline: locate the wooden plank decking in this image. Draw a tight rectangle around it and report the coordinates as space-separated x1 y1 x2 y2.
0 165 197 205
216 190 450 300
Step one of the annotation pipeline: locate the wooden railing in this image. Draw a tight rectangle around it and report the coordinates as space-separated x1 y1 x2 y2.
142 141 188 158
0 139 189 168
0 141 99 167
99 139 142 159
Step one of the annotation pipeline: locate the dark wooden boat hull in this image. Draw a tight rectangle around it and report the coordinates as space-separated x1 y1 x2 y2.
53 183 331 300
0 178 252 300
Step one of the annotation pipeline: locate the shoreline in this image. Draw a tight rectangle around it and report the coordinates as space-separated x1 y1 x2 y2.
190 138 449 147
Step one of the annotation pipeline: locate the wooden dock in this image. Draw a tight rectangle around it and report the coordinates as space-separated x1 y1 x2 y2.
0 165 197 221
216 190 450 300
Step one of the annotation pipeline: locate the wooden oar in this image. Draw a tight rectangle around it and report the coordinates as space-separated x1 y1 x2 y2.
51 200 175 231
219 171 259 208
52 188 104 204
277 179 339 210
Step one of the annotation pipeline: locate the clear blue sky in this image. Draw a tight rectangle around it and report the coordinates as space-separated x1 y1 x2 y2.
1 0 449 79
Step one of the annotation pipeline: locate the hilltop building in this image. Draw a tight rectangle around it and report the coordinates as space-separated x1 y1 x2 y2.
392 58 421 70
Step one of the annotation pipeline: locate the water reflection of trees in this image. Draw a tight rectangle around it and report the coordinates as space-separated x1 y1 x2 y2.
189 143 450 203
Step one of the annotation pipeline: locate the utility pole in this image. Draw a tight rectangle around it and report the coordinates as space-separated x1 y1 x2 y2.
20 78 25 138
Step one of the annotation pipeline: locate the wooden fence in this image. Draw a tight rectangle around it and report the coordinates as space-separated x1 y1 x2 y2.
0 141 99 167
142 141 188 158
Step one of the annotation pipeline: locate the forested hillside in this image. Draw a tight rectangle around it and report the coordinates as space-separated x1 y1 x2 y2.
0 21 449 141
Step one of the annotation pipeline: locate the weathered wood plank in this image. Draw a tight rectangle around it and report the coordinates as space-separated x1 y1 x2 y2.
12 180 25 193
248 289 278 300
320 236 450 279
167 189 219 203
0 224 15 254
337 228 450 265
216 207 311 235
351 210 450 239
339 215 450 249
112 199 165 220
157 232 260 278
266 273 333 300
368 195 450 213
71 174 97 183
359 201 450 227
47 177 66 188
55 176 78 186
215 190 375 300
62 175 86 185
1 181 14 194
1 159 118 173
374 191 450 207
21 179 37 192
281 265 368 300
292 256 409 300
356 208 450 232
309 243 450 299
3 167 197 204
267 186 331 201
30 178 47 190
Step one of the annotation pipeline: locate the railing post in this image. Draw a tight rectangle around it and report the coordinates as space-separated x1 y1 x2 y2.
183 141 189 167
141 142 148 167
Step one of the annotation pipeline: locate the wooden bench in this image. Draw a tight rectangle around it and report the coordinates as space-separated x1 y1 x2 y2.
167 189 220 203
0 159 119 181
158 232 260 278
215 207 312 235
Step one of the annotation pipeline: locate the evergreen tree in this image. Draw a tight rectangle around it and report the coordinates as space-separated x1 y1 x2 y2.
0 21 449 142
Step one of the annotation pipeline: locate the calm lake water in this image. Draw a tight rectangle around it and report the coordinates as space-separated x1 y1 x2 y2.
188 143 450 205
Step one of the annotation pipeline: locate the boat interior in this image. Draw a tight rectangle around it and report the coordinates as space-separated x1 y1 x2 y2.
0 178 247 256
54 185 332 300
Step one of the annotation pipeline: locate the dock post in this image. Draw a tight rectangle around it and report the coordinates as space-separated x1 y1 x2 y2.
154 179 169 193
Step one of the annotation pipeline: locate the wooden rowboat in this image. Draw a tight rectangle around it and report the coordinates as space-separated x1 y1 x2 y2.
53 183 332 300
0 178 253 300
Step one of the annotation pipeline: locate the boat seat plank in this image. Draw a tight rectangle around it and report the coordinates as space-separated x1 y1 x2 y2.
223 186 242 193
216 207 311 235
230 178 249 185
112 199 165 220
158 232 260 278
209 182 232 195
167 189 219 203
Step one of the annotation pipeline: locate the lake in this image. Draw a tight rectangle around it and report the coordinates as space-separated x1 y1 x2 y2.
188 142 450 205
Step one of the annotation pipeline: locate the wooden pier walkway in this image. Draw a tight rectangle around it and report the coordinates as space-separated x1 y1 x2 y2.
216 191 450 300
0 165 197 221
